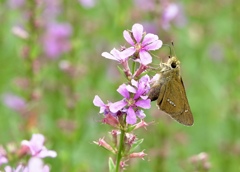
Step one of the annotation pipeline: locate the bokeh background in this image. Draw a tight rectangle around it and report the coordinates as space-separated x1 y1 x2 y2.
0 0 240 171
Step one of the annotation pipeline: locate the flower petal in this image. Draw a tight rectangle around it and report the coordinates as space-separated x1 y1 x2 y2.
121 47 135 58
38 149 57 158
126 85 136 94
93 96 106 113
142 33 159 47
135 99 151 109
110 48 123 60
109 100 127 113
131 79 138 88
123 30 134 45
101 52 118 61
126 107 137 124
140 95 149 100
93 95 105 107
136 110 146 119
132 23 143 43
144 40 163 51
139 51 152 65
117 84 130 98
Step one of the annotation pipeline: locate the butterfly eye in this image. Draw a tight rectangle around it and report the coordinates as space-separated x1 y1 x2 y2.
171 62 177 68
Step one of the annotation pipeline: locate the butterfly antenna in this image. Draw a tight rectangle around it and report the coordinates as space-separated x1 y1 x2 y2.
171 41 177 57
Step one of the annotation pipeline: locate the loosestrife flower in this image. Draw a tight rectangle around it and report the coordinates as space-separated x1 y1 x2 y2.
101 48 134 64
109 75 151 124
93 95 116 116
27 157 50 172
94 23 163 170
42 23 72 59
102 48 135 78
2 93 26 112
0 146 8 166
162 3 187 30
5 165 26 172
4 158 50 172
123 23 162 65
93 96 120 127
79 0 96 8
21 134 57 158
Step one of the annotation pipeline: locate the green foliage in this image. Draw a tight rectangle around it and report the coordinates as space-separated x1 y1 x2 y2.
0 0 240 171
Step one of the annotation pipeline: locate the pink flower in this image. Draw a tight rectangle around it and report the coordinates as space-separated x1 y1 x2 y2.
42 23 72 59
5 158 50 172
27 157 50 172
0 146 8 166
101 48 134 63
109 75 151 124
93 95 116 116
79 0 96 8
123 23 162 65
2 93 26 112
162 3 187 30
21 134 57 158
5 165 27 172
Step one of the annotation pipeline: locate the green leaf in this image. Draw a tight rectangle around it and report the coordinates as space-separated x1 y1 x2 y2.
108 157 116 172
130 138 144 152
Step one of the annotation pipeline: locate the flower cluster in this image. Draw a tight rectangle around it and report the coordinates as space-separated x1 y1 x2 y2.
0 134 57 172
94 75 151 125
93 23 162 171
97 23 162 125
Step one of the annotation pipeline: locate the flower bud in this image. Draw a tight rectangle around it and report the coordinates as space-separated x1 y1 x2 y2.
130 151 147 160
93 138 116 154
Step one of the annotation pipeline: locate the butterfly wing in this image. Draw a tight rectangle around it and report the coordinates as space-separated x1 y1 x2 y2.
157 77 194 126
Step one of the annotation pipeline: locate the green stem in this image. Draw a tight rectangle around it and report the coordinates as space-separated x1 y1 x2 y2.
131 61 136 75
115 128 125 172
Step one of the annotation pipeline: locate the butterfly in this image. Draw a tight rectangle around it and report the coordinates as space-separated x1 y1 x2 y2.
148 56 194 126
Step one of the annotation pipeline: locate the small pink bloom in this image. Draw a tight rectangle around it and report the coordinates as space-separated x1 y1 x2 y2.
93 138 116 154
2 93 26 112
42 23 72 59
109 75 151 124
21 134 57 158
123 23 162 65
102 48 134 63
130 151 147 159
0 146 8 166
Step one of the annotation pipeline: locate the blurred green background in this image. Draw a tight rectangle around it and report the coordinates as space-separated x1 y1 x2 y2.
0 0 240 171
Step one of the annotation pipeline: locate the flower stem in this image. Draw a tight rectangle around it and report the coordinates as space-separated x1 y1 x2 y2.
115 128 125 172
131 61 136 75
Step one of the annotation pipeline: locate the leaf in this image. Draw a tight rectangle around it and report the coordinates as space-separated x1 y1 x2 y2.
130 138 144 152
108 157 116 172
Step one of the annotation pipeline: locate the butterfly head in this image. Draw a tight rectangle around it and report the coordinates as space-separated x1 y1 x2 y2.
167 56 180 69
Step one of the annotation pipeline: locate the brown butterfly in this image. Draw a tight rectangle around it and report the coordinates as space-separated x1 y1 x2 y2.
148 56 194 126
